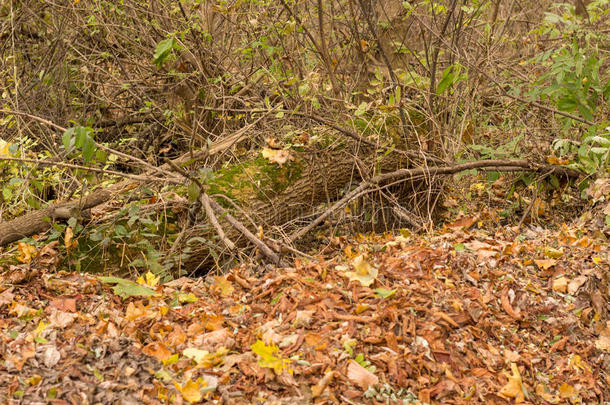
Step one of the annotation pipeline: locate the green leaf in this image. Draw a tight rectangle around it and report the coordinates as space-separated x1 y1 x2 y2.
486 171 500 183
81 135 96 162
373 288 396 299
153 37 177 68
187 182 201 202
62 128 75 151
436 67 455 95
556 96 578 112
98 276 160 299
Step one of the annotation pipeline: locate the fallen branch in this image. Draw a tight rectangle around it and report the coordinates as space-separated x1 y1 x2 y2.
288 159 581 243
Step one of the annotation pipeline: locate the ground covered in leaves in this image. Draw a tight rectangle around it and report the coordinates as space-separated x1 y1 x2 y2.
0 216 609 404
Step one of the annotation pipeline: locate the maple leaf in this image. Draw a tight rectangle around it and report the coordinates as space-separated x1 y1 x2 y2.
499 362 527 402
211 275 234 296
174 378 206 403
142 341 172 362
137 271 160 288
251 339 292 375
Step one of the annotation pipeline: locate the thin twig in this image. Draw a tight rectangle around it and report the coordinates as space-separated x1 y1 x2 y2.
0 156 173 183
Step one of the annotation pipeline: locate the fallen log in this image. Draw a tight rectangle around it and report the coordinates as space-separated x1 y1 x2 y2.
0 138 581 274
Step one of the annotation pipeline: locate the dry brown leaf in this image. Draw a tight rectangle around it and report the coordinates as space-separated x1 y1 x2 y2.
552 276 568 293
595 323 610 352
347 360 378 390
311 370 334 398
534 259 557 270
501 288 522 320
567 275 587 295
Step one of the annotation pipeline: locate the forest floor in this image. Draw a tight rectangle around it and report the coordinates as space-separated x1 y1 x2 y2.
0 179 608 404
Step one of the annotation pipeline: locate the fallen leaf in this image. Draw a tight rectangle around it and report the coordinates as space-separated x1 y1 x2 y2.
311 370 334 398
49 297 77 312
347 359 378 390
17 242 36 263
142 341 172 362
552 276 568 293
40 345 61 368
174 378 205 403
262 148 293 166
567 275 587 295
544 247 563 258
48 308 78 329
559 382 576 399
501 288 521 320
534 259 557 270
212 275 234 297
137 271 160 288
499 362 526 402
594 324 610 352
341 255 378 287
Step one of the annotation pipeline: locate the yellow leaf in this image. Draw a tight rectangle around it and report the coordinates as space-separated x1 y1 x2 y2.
559 382 576 399
0 140 10 156
183 347 229 368
27 374 42 386
138 271 159 287
212 275 234 297
174 378 205 403
251 339 292 375
17 242 36 263
355 304 369 314
34 321 47 335
499 363 526 403
568 354 590 373
544 247 563 258
162 353 179 366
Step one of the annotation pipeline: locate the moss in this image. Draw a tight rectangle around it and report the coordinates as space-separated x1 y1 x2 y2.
206 153 304 205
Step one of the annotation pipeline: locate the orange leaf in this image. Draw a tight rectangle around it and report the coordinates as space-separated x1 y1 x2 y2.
142 341 172 362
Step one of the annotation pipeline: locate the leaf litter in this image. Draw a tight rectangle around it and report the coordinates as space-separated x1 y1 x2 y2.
0 221 608 404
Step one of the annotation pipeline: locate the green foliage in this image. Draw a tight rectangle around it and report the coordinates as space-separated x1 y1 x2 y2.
98 276 160 299
62 126 100 163
436 63 467 95
153 37 179 68
525 2 610 174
